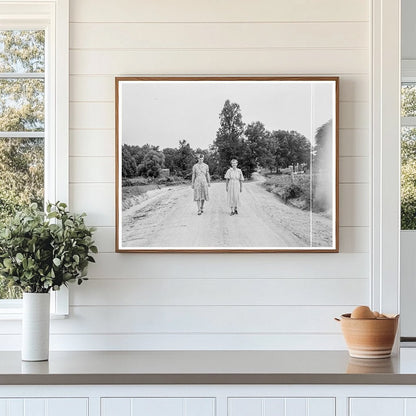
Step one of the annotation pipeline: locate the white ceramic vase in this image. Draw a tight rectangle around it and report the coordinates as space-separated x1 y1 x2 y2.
22 292 50 361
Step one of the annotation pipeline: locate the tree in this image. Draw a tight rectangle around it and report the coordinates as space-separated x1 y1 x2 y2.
0 30 45 73
129 144 156 168
401 127 416 229
162 141 196 178
402 84 416 117
137 149 165 178
121 145 137 178
0 31 44 132
400 86 416 229
0 30 45 221
0 30 45 298
401 159 416 229
162 147 177 174
213 100 246 177
244 121 271 173
269 130 311 172
401 127 416 164
174 140 195 178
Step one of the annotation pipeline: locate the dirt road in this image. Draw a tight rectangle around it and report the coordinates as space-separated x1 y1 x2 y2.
122 176 332 248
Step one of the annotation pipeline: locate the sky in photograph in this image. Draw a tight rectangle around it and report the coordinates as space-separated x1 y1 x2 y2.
120 80 334 150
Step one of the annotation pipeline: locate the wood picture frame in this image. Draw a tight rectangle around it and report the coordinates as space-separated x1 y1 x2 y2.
115 76 339 253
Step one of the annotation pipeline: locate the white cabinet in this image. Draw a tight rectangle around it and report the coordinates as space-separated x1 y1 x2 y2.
349 398 416 416
0 398 88 416
4 385 416 416
228 398 335 416
101 397 215 416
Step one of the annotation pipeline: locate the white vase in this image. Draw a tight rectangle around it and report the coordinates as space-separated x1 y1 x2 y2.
22 292 50 361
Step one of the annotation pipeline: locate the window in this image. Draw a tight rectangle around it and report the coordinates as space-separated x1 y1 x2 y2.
401 73 416 230
0 0 69 314
0 30 45 300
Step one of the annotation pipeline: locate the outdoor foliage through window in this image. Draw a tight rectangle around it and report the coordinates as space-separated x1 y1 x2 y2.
0 30 45 299
401 84 416 230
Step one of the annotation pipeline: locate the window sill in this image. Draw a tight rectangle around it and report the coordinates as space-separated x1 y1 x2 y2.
0 312 68 320
0 286 69 317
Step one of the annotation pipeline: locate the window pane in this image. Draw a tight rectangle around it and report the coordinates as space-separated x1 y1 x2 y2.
0 284 22 300
401 127 416 230
0 137 44 217
0 30 45 73
402 127 416 163
402 83 416 117
0 78 44 132
0 137 44 300
0 32 45 300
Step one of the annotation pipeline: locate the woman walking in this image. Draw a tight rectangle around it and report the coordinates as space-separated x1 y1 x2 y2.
225 159 244 215
192 154 210 215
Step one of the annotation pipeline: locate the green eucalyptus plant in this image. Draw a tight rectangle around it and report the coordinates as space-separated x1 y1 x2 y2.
0 202 97 293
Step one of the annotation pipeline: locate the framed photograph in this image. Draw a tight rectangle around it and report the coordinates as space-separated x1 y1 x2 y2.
115 76 339 253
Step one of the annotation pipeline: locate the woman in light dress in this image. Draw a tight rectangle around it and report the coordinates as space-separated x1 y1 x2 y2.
191 154 210 215
225 159 244 216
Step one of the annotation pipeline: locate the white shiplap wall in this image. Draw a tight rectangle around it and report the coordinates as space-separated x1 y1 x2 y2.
46 0 371 350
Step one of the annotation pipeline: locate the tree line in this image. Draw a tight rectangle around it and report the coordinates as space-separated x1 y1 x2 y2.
122 99 315 181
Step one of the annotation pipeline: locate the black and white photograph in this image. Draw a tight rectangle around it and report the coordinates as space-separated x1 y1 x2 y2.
116 77 338 252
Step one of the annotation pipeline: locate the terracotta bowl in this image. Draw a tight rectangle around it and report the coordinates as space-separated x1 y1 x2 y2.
347 357 394 373
337 313 399 359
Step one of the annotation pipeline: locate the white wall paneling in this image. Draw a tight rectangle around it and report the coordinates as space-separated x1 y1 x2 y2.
69 157 114 183
45 333 346 350
2 0 380 350
69 0 369 23
69 22 368 49
339 184 369 227
69 129 114 157
339 227 369 253
69 74 369 102
85 253 370 279
339 157 369 183
69 183 114 226
70 49 368 75
54 305 360 334
69 279 368 306
339 129 369 157
45 306 352 334
88 225 368 255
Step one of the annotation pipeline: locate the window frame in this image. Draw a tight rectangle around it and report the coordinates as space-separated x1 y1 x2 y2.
401 66 416 129
371 0 401 324
0 0 69 317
